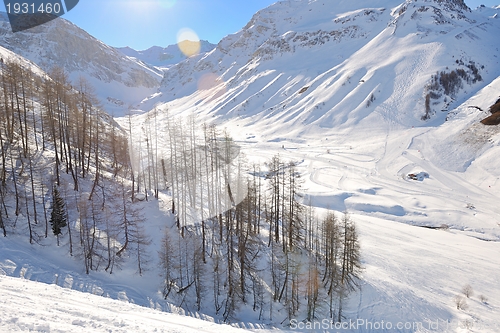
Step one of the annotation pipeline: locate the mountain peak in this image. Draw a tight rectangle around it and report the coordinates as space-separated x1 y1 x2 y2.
436 0 469 10
390 0 476 38
395 0 471 17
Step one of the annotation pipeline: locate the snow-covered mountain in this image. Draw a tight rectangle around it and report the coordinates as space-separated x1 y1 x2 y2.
139 0 500 132
116 40 216 68
124 1 500 328
1 1 500 331
474 3 500 17
0 12 163 115
0 40 46 77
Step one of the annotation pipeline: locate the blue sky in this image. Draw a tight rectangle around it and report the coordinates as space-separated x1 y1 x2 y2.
3 0 500 50
63 0 281 50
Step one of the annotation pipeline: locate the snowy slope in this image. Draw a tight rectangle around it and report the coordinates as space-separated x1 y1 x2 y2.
116 71 500 332
1 0 500 331
0 12 163 116
118 0 500 330
0 43 46 77
116 41 216 68
130 0 500 239
0 275 253 333
138 0 500 132
3 203 499 333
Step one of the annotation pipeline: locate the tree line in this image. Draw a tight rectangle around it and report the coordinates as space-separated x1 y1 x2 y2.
140 113 362 323
0 57 362 324
158 151 361 323
0 57 149 275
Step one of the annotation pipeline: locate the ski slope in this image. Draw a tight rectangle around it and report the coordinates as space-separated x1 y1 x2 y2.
4 104 500 332
0 275 253 333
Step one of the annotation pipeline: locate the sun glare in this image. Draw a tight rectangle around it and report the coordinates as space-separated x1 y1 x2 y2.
177 28 201 57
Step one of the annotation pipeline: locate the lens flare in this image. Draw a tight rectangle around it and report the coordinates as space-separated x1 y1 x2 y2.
197 73 222 91
177 28 201 57
197 73 227 102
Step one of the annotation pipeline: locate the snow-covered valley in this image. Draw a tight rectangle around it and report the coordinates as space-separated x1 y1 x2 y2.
1 0 500 332
3 106 500 331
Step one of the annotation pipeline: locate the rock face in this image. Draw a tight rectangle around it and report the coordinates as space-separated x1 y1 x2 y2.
0 13 163 115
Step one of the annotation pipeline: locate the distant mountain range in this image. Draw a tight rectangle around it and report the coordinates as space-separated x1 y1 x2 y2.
0 11 219 115
116 41 216 68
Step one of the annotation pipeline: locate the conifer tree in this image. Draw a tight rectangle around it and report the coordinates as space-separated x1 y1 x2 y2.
50 185 67 246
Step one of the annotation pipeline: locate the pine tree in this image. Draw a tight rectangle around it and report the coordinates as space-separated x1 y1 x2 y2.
50 185 67 246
